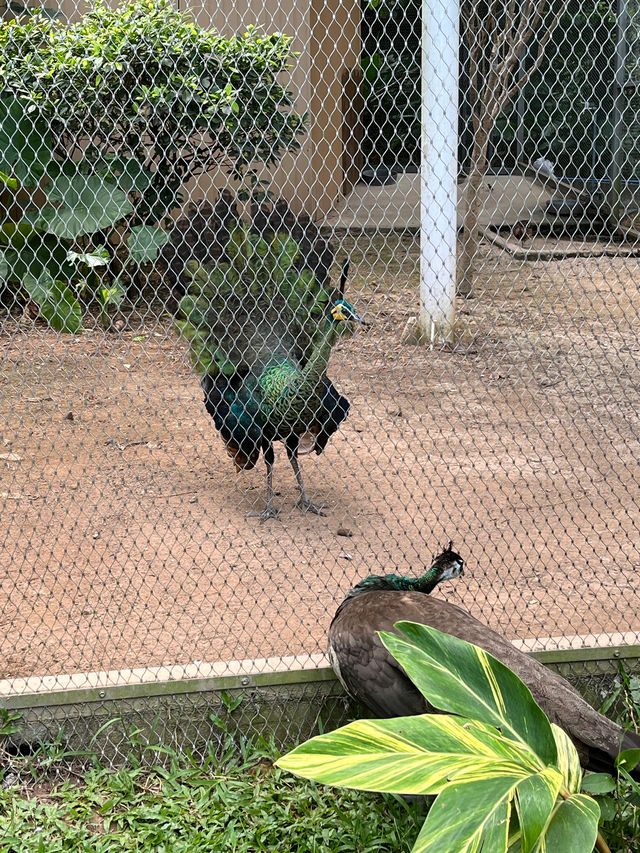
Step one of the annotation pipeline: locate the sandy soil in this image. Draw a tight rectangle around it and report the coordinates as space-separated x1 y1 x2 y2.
1 233 639 681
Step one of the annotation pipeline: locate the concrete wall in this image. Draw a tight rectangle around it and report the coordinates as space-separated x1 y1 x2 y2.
3 647 640 766
309 0 361 210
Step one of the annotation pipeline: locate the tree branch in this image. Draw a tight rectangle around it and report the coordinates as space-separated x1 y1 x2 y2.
504 2 570 104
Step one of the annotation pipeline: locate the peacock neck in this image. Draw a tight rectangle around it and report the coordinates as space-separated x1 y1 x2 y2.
259 318 339 418
300 319 339 384
346 562 446 599
387 565 444 593
331 562 446 621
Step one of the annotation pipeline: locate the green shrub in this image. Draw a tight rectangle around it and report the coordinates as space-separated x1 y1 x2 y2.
278 623 640 853
0 0 305 330
0 0 305 224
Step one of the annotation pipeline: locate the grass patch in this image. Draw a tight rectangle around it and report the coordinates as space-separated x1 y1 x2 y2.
0 733 427 853
2 668 639 853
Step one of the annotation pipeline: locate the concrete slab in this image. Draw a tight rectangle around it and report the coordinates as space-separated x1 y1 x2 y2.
323 172 557 231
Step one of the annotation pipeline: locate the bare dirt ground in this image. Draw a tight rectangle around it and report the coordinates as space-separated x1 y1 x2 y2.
1 233 639 681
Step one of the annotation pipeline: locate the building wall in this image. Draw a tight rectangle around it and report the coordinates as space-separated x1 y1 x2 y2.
310 0 361 206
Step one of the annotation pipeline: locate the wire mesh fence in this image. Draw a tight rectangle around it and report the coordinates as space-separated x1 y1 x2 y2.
0 0 639 757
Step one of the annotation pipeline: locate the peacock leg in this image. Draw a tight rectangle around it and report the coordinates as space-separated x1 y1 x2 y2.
247 444 280 521
287 446 327 516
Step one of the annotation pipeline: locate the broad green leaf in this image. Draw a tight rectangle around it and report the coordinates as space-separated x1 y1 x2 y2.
43 171 133 239
410 775 514 853
0 97 51 187
127 225 169 264
22 274 82 333
381 623 557 766
67 250 109 269
535 793 599 853
593 794 618 822
101 156 154 194
0 221 38 245
551 724 582 794
99 281 125 308
580 772 616 795
616 748 640 773
514 768 563 853
277 714 540 796
1 232 71 284
0 170 19 191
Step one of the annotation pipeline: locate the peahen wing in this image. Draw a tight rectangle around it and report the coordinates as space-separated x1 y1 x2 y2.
328 591 428 719
329 590 640 778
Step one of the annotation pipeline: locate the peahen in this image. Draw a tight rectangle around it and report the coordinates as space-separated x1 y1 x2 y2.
177 227 365 519
328 547 640 779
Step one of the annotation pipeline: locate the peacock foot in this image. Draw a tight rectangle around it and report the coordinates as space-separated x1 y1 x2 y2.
247 504 280 522
296 496 327 516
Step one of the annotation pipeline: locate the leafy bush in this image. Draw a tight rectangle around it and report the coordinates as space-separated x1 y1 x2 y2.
0 0 305 330
0 133 167 330
0 0 305 224
585 664 640 853
278 623 640 853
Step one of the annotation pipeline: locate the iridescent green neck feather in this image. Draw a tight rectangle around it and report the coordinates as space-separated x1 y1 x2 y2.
349 563 447 597
259 316 340 419
338 545 464 611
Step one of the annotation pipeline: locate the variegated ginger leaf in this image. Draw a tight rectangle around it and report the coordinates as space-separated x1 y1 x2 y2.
533 793 600 853
514 767 564 853
381 622 557 766
409 775 514 853
551 724 583 794
277 714 545 796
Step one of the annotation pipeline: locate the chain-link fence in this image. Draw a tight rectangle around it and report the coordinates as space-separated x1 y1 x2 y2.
0 0 639 760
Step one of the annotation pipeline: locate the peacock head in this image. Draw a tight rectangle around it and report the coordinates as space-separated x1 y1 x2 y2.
429 541 464 583
330 299 365 326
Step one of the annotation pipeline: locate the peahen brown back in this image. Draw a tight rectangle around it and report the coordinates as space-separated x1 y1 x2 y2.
329 587 640 779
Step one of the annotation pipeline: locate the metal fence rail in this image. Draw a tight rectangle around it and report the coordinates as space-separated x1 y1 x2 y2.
0 0 639 757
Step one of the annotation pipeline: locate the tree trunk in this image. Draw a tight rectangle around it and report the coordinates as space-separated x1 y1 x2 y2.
458 120 490 298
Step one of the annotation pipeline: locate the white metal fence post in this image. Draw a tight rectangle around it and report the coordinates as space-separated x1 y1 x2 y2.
419 0 458 343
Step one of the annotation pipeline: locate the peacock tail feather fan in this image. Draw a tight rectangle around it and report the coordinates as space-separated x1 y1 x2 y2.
176 227 336 379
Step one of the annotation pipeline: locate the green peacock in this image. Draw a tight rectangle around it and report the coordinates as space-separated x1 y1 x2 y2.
177 227 365 519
